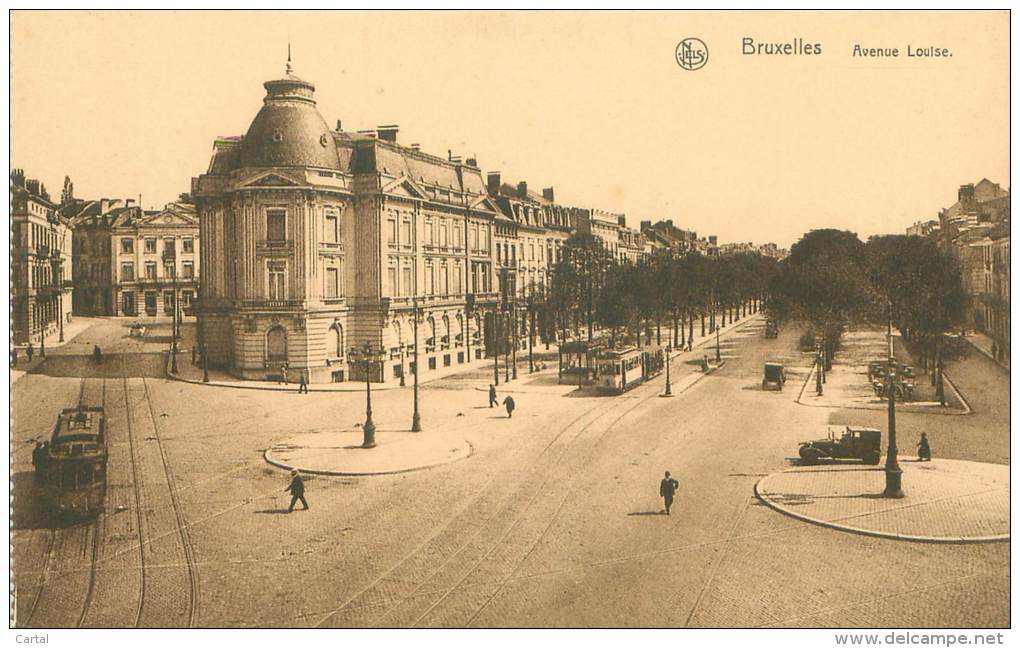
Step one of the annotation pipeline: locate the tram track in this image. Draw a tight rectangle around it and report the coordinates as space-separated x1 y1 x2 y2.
76 376 107 628
140 374 201 627
21 530 56 627
119 354 150 627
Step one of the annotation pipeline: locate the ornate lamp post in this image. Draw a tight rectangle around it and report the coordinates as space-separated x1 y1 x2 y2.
511 296 518 380
815 347 824 396
493 308 500 386
54 258 64 343
165 251 179 374
883 356 904 498
348 342 383 448
399 342 407 387
411 296 422 433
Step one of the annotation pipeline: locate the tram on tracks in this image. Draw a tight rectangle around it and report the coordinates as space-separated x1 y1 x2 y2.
33 406 108 518
594 346 665 395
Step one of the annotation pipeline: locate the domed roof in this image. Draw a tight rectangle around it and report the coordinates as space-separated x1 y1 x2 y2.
238 65 340 170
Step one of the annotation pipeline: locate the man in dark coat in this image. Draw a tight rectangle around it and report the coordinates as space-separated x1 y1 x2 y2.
660 471 679 515
503 395 515 418
26 343 34 362
298 371 309 394
10 347 16 368
285 469 309 512
93 345 103 364
488 384 498 408
917 432 932 462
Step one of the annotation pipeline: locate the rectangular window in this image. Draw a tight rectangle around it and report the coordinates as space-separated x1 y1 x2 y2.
470 225 477 251
424 218 433 244
455 264 463 293
182 261 194 279
387 266 397 296
401 219 411 246
480 226 489 252
121 263 135 281
425 262 434 295
440 220 448 247
164 238 176 257
121 238 134 254
402 267 412 297
164 262 175 278
164 291 175 313
267 209 287 241
182 237 194 253
268 262 286 299
181 290 193 307
324 212 338 243
145 262 157 279
387 218 397 246
325 267 339 298
144 238 156 253
453 224 462 248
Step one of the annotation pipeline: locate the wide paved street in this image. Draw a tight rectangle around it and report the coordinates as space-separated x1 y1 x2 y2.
12 316 1008 628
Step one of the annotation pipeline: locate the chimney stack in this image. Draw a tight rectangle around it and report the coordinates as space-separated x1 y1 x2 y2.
542 187 555 202
618 215 627 226
377 125 398 142
487 172 501 195
336 119 342 132
958 183 976 204
465 157 478 168
517 181 528 199
410 143 420 150
640 220 651 231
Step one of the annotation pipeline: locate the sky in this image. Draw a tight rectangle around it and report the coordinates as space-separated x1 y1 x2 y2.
10 10 1009 248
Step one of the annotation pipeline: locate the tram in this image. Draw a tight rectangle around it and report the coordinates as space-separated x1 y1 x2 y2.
595 346 665 394
34 406 108 518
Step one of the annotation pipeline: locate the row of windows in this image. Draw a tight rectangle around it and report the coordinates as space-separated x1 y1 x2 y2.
119 261 195 281
120 237 195 255
264 261 345 301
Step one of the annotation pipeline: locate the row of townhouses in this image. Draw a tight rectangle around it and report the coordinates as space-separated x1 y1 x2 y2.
909 179 1010 361
11 172 201 345
191 62 769 384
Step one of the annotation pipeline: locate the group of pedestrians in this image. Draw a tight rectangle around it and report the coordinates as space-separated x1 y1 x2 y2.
488 384 515 418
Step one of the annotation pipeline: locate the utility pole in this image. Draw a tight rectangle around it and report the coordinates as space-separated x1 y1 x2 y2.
411 297 422 432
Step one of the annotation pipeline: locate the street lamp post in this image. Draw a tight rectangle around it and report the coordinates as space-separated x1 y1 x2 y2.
493 309 500 386
511 297 518 380
169 254 179 375
348 342 381 448
55 259 64 343
198 287 209 382
504 307 510 383
883 356 904 498
411 297 422 433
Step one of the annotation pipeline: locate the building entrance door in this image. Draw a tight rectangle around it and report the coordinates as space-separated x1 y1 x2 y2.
144 292 157 316
122 292 136 316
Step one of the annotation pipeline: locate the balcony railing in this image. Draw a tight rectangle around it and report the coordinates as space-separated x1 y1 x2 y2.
256 240 295 254
240 299 304 310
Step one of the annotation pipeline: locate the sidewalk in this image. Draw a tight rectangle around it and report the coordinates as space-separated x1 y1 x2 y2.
755 458 1009 543
964 331 1010 372
796 328 968 415
10 316 103 385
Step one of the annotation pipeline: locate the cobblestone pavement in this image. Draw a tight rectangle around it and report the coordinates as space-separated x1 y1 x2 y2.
11 311 1008 628
757 459 1009 541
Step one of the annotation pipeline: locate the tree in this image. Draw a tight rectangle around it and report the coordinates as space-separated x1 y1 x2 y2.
768 229 878 369
61 176 74 205
549 233 617 342
178 192 194 204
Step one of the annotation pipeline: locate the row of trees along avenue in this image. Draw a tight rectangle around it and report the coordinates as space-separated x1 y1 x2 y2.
766 229 966 401
541 233 778 349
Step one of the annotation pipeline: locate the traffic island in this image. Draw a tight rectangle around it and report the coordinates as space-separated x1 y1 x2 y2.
755 458 1008 543
264 428 473 476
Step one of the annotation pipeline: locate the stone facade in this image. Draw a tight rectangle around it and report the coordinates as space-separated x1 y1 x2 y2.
11 177 73 344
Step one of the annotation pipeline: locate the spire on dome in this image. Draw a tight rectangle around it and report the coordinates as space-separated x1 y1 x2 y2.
286 42 293 76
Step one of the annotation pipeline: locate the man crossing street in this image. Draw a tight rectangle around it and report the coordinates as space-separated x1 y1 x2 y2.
660 471 679 515
503 395 516 418
489 384 498 408
285 469 309 512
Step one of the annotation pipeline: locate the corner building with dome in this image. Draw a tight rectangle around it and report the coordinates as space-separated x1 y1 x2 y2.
192 64 508 383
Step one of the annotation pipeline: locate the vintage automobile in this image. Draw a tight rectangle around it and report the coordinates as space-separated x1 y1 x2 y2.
798 425 882 465
873 378 915 401
762 362 786 391
764 319 779 339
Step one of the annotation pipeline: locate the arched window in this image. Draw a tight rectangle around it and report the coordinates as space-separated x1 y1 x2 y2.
427 316 436 352
329 323 343 358
392 320 402 347
267 326 287 362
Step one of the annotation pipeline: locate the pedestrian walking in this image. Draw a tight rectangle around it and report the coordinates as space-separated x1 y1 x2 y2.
917 432 932 462
10 347 17 368
659 471 679 515
26 343 34 362
298 371 308 394
285 469 309 512
488 384 498 408
280 362 289 385
701 354 710 372
93 345 103 364
502 395 515 418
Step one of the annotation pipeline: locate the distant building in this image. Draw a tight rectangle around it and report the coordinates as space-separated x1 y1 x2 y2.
906 219 940 237
937 179 1010 356
11 174 73 344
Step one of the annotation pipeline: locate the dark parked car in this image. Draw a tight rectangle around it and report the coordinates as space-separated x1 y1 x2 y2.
762 362 786 391
765 319 779 339
799 425 882 465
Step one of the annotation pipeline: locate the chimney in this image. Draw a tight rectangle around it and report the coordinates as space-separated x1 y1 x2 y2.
666 219 673 228
542 187 555 202
465 157 478 168
487 172 501 195
410 143 420 150
640 220 651 231
709 235 718 245
517 181 528 199
336 119 343 132
125 198 136 208
618 215 626 226
100 198 112 213
377 124 398 142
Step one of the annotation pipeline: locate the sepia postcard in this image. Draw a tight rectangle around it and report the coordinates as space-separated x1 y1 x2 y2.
6 8 1012 645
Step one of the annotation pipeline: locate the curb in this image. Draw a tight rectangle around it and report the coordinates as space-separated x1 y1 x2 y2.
753 469 1009 544
963 336 1010 373
794 354 972 417
263 439 475 477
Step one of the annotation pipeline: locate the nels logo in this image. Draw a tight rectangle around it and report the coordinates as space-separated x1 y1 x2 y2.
676 37 708 71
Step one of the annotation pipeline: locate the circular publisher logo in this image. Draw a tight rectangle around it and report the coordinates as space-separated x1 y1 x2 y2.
676 38 708 71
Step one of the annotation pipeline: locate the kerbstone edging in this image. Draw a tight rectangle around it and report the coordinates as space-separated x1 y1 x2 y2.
754 465 1009 544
